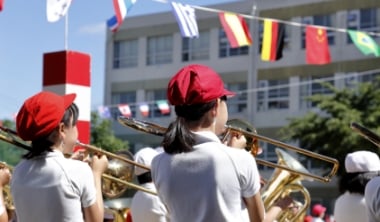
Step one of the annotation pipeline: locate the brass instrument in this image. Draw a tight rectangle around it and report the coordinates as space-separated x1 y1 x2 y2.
261 148 311 222
0 126 157 200
350 122 380 148
104 198 132 222
118 116 339 183
0 162 15 220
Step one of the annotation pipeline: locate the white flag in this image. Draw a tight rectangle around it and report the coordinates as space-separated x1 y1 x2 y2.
47 0 72 23
171 2 199 38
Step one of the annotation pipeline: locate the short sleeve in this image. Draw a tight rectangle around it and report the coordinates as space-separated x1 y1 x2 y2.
236 151 261 198
79 164 97 208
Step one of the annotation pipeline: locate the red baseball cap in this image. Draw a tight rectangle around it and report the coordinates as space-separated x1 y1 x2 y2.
167 64 235 105
312 204 326 216
16 91 76 141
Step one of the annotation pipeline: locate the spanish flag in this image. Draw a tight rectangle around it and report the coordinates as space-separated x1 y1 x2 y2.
261 19 285 62
219 12 252 48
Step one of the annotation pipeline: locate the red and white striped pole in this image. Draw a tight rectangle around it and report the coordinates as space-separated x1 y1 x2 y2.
43 50 91 151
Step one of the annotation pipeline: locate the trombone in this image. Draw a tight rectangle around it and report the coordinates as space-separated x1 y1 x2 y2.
0 125 157 197
118 116 339 183
350 122 380 148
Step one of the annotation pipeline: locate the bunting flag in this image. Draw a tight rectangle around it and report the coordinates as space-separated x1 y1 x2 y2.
139 103 149 117
98 106 111 119
107 0 136 32
261 19 285 62
219 12 252 48
0 0 4 11
118 104 132 117
156 100 170 114
306 26 331 65
171 2 199 38
46 0 72 22
348 30 380 57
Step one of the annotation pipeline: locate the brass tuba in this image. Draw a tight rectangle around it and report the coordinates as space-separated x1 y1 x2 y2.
261 148 311 222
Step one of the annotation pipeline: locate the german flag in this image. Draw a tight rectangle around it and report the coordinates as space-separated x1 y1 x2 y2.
261 19 285 62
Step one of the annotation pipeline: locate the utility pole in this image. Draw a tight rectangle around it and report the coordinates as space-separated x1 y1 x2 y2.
247 1 259 125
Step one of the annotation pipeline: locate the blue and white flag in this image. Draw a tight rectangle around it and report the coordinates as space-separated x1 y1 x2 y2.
171 2 199 38
107 0 136 32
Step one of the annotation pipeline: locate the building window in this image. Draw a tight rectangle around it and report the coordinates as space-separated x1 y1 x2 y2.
226 82 247 114
219 29 249 57
145 89 171 118
113 39 138 69
147 35 173 65
182 31 210 61
347 8 379 43
111 91 137 119
257 79 289 112
301 14 335 48
299 75 334 109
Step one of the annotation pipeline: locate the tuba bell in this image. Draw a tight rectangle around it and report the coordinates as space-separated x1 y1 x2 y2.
261 148 311 222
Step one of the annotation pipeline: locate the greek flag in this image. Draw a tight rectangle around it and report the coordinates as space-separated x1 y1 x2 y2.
171 2 199 38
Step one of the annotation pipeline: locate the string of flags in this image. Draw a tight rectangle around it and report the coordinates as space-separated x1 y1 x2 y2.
104 0 380 65
97 100 171 119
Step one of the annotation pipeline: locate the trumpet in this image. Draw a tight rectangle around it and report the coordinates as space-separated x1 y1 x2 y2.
0 126 157 198
118 116 339 183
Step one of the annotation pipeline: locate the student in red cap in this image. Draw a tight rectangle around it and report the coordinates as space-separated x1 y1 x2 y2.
151 64 292 222
10 91 108 222
311 204 326 222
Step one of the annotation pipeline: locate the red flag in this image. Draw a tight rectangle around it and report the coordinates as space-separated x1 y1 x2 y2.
118 104 132 117
219 12 252 48
0 0 4 11
306 26 331 65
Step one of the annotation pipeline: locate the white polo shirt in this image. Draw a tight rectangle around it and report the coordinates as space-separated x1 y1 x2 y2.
11 150 96 222
365 176 380 222
334 191 368 222
130 182 169 222
151 131 261 222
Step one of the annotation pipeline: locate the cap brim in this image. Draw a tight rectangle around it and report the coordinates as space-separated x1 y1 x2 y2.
223 89 236 97
63 93 76 109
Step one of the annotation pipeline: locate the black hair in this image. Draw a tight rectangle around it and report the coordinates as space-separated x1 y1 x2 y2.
162 100 217 154
23 103 79 159
338 171 380 195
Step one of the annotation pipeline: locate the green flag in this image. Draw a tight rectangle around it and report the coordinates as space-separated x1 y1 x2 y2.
348 30 380 57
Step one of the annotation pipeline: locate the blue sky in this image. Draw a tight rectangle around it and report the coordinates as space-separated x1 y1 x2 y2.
0 0 239 120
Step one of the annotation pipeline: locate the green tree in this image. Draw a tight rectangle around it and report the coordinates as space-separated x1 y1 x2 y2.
0 119 27 166
280 78 380 177
90 111 129 153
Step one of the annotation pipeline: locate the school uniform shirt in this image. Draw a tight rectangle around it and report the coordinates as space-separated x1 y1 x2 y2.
11 150 96 222
130 182 169 222
365 176 380 222
334 191 368 222
151 131 261 222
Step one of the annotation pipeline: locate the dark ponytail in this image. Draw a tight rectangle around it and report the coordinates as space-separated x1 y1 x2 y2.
162 101 216 154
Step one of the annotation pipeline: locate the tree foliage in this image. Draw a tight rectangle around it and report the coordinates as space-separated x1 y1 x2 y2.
90 111 129 153
0 120 27 166
279 77 380 177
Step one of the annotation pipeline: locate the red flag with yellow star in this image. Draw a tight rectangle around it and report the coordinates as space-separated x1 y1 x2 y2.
306 26 331 65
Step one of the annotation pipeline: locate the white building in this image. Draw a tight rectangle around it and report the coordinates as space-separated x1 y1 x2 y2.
104 0 380 214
